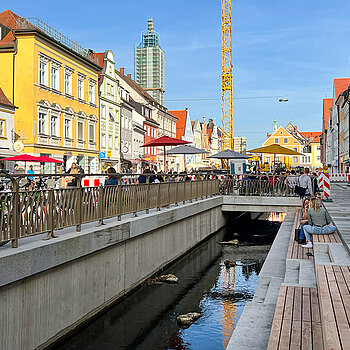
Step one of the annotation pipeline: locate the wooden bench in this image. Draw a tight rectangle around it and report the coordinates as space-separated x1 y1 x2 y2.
317 265 350 350
286 209 314 260
267 286 323 349
313 231 342 243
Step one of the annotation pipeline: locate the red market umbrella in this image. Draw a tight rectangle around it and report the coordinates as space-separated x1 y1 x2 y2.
2 154 42 162
36 156 63 163
141 136 191 172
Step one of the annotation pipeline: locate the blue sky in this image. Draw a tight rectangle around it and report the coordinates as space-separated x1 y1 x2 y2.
6 1 350 147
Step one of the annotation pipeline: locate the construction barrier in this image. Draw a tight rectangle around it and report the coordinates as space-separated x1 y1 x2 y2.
329 173 349 182
318 173 331 201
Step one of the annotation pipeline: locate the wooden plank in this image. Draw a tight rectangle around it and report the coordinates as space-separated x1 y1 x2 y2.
317 265 342 350
326 265 350 349
279 318 292 350
278 287 294 350
301 321 312 350
341 265 350 288
290 287 302 349
310 288 321 325
267 286 287 350
302 287 311 321
311 322 324 350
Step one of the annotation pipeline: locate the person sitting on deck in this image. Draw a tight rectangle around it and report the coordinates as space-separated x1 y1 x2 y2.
302 197 336 248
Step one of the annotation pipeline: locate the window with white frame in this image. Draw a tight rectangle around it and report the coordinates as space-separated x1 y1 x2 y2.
64 68 73 95
293 147 297 152
292 156 298 163
101 133 106 148
274 138 278 143
64 119 71 139
38 112 46 134
101 105 105 119
51 115 58 136
108 135 113 149
39 60 48 86
51 66 58 90
77 75 84 100
0 120 5 137
88 80 96 104
77 120 84 140
307 156 311 163
89 124 95 143
283 138 288 144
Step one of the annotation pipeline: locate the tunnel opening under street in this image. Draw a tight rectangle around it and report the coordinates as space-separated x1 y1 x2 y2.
53 211 285 350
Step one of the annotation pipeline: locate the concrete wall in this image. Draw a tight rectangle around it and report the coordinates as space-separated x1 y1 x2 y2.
0 197 225 350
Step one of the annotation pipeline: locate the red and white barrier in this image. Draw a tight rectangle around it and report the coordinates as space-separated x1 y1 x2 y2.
318 173 331 200
329 173 350 182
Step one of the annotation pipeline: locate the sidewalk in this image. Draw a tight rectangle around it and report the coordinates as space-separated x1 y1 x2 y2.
324 183 350 252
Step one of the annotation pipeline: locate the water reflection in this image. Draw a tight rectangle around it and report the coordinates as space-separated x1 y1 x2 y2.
56 213 282 350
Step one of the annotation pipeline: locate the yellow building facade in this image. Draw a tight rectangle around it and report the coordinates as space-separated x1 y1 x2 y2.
0 11 101 172
262 122 322 170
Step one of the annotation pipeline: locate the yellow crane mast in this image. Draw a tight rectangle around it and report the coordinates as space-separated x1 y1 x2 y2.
221 0 233 151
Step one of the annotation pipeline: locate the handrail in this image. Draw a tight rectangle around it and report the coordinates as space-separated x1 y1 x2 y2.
0 174 298 248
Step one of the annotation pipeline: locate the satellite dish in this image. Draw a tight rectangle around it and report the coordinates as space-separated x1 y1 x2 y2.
14 140 24 153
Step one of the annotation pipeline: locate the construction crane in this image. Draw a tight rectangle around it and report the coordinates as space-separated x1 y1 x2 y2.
221 0 233 154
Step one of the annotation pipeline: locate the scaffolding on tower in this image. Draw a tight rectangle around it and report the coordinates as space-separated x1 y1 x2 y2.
221 0 233 156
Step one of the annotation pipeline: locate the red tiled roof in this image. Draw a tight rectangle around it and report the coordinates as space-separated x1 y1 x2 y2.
0 30 15 48
323 98 332 130
0 87 15 108
334 78 350 100
92 52 105 69
300 132 322 143
168 110 187 139
0 10 21 29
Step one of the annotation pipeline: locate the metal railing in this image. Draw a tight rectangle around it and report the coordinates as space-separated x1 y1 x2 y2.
0 174 220 248
0 173 299 248
16 17 99 64
219 175 297 197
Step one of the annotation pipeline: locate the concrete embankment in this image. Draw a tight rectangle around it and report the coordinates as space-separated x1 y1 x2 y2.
0 197 225 350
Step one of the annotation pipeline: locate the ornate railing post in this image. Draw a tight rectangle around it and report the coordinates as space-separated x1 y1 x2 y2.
98 185 105 225
76 176 82 232
117 183 122 221
132 184 138 217
175 181 179 206
10 178 19 248
45 188 58 239
157 182 161 211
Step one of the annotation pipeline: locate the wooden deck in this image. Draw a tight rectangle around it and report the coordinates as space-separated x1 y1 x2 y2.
267 286 323 350
317 265 350 350
286 209 313 260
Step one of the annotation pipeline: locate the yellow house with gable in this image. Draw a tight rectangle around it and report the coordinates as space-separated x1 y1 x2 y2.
0 10 100 172
262 120 322 170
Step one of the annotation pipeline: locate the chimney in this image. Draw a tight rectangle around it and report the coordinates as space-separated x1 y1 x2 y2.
120 68 125 75
127 74 131 79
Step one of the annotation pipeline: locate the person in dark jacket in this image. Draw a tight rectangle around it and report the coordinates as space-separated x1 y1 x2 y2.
105 167 118 186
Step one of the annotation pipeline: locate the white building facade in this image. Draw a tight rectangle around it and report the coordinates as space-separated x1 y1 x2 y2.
97 51 121 171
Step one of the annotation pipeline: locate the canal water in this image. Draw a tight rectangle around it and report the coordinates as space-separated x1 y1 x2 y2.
55 212 284 350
